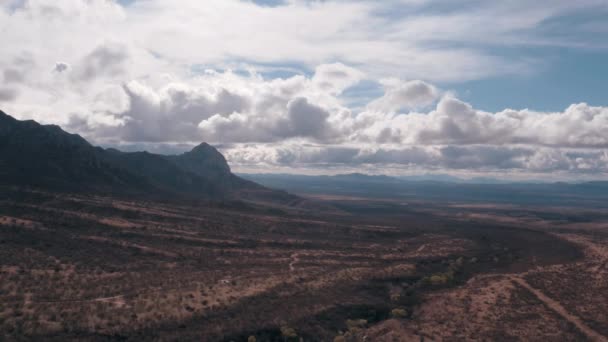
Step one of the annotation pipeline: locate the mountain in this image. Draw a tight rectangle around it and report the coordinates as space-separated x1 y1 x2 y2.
168 143 231 179
102 148 226 197
241 172 608 208
0 110 146 191
327 173 401 183
397 173 465 183
0 110 296 203
165 143 251 193
166 146 302 203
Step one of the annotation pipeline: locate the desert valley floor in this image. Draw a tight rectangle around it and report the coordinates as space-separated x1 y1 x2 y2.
1 187 608 341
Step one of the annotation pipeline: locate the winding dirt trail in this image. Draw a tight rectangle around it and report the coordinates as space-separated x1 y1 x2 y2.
511 277 608 342
416 244 426 253
33 294 127 305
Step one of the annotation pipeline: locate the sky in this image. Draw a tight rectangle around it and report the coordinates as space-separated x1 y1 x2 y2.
1 0 607 180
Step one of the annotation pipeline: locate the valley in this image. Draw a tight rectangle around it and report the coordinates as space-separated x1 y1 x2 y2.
1 187 604 341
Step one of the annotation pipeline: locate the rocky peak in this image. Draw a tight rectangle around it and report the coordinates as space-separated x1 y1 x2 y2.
178 142 231 174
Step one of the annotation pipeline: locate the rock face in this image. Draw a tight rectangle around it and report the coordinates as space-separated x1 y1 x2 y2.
170 143 232 177
0 110 295 202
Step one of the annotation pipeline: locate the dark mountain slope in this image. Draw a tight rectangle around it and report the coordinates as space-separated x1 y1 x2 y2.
103 148 231 199
168 143 231 179
164 143 300 203
0 110 146 192
0 110 299 203
166 143 247 191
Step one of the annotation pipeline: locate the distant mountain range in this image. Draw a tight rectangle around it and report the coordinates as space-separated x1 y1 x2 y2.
241 171 606 185
239 172 518 185
0 110 297 204
240 172 608 208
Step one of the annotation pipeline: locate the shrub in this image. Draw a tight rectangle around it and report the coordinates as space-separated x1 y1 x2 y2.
280 326 297 340
429 275 443 285
346 319 367 332
429 273 453 285
391 308 408 318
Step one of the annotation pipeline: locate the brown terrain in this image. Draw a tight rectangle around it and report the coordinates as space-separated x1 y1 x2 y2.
1 185 606 341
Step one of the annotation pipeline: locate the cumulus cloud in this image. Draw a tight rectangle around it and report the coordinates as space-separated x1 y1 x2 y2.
285 98 333 138
367 79 439 112
355 97 608 148
197 96 338 143
101 80 250 142
75 65 357 144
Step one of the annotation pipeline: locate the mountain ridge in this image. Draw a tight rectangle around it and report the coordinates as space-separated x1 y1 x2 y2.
0 110 296 204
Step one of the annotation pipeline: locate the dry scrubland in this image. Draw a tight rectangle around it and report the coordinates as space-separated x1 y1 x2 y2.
1 188 606 341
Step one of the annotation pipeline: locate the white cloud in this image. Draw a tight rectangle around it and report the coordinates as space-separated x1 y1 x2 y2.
367 79 439 112
72 43 128 82
3 68 25 83
311 63 364 95
222 143 608 175
354 97 608 148
197 91 342 144
4 0 601 89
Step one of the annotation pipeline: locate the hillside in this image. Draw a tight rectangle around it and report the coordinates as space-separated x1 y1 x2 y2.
0 110 295 203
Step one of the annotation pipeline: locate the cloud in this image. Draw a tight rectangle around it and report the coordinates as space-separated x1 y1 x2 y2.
0 87 18 102
3 68 24 83
222 143 608 174
103 80 250 142
367 79 439 112
1 0 607 177
355 97 608 148
197 97 338 143
4 0 601 86
79 65 357 144
72 44 128 81
438 145 531 170
312 63 364 95
284 97 335 139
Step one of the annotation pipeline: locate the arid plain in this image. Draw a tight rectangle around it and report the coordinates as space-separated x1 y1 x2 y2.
2 185 606 341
